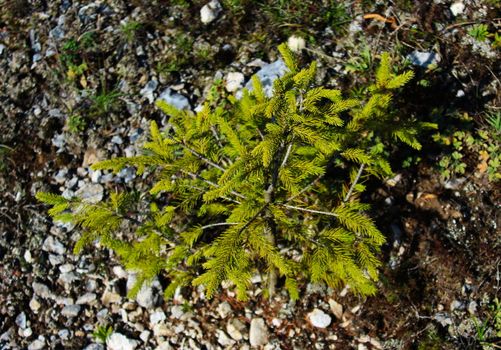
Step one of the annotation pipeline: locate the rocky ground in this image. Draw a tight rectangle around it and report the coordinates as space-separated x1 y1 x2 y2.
0 0 500 349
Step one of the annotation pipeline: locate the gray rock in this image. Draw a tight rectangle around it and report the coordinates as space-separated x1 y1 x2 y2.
307 308 332 328
200 0 222 24
158 88 190 110
49 254 65 266
244 59 287 97
32 282 53 299
249 318 268 347
61 304 81 318
170 305 184 319
76 293 97 305
28 338 46 350
0 44 5 55
84 344 105 350
42 236 66 255
407 51 440 68
140 79 158 103
106 332 139 350
150 310 167 324
217 301 232 318
225 72 245 92
216 330 235 347
75 183 104 203
15 312 27 329
226 319 245 341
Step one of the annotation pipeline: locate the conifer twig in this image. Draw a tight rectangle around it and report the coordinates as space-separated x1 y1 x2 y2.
343 164 365 202
169 136 226 172
282 204 338 217
201 222 239 230
286 173 325 202
185 171 246 201
280 143 293 168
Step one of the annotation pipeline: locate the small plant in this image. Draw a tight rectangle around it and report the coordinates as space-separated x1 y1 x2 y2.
88 80 124 117
120 21 142 43
472 298 501 349
468 24 490 42
434 113 500 182
92 324 113 343
38 46 433 301
66 114 87 133
345 46 373 73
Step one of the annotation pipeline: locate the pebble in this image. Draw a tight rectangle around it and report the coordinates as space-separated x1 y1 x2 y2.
225 72 245 92
217 330 235 346
76 293 97 305
170 305 184 319
135 283 154 309
307 308 332 328
287 35 306 52
15 312 27 329
244 59 287 97
249 318 269 347
200 0 222 24
150 310 167 324
32 282 53 299
468 301 477 315
29 298 41 312
226 319 244 341
140 79 158 103
155 342 173 350
106 333 139 350
328 299 343 319
450 2 465 16
28 338 45 350
75 183 104 203
42 236 66 255
24 250 33 263
61 304 81 318
158 88 190 111
217 301 232 318
407 51 440 68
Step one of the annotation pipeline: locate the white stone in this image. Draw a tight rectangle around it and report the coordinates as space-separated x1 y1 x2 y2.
249 318 268 347
61 304 81 318
217 330 235 347
29 298 41 312
101 290 121 305
243 59 287 97
106 333 138 350
225 72 245 92
307 308 332 328
158 88 190 110
200 0 222 24
407 51 440 68
170 305 184 319
217 301 232 318
140 79 158 103
139 330 150 342
155 342 173 350
450 2 465 16
76 293 97 305
226 319 245 340
287 35 306 52
75 183 104 203
328 299 343 319
23 250 33 264
150 310 167 324
28 338 45 350
32 282 53 299
15 312 27 329
42 236 66 255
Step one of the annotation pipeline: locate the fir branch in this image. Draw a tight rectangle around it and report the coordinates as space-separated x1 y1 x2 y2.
185 171 245 201
201 222 239 230
280 142 293 168
282 204 339 217
286 173 325 202
344 164 365 202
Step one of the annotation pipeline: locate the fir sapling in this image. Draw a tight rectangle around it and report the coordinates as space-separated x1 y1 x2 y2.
37 44 435 301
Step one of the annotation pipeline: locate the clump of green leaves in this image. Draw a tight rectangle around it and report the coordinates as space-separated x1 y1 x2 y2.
120 21 142 43
434 112 500 182
66 114 87 133
38 45 433 301
92 324 113 343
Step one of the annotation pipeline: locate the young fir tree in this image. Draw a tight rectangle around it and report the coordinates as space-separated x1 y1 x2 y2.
37 44 435 301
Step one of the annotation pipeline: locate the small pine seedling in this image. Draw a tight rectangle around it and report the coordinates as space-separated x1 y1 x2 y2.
38 45 434 301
